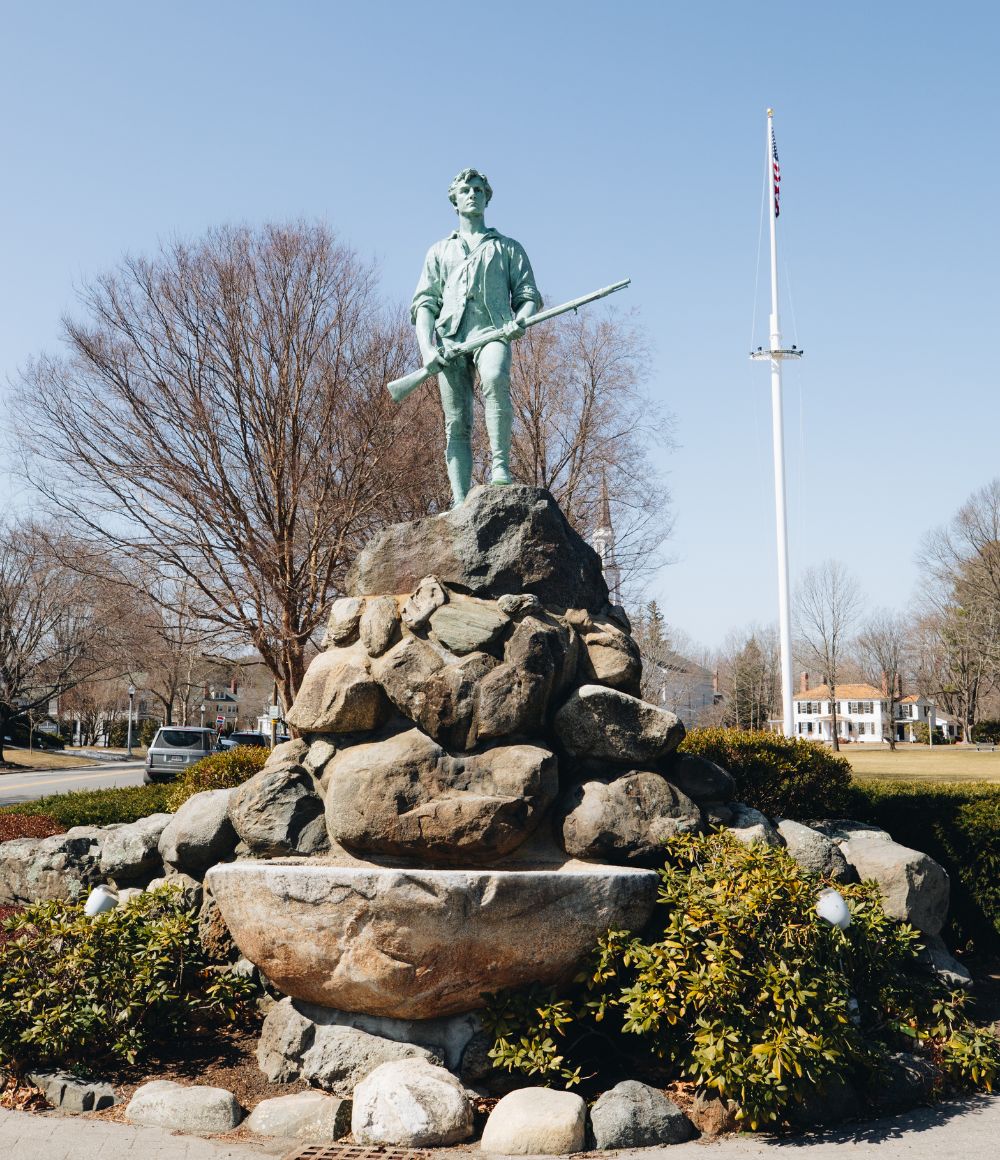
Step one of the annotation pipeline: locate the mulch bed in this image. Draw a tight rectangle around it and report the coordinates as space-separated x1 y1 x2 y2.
0 815 66 842
90 1025 310 1123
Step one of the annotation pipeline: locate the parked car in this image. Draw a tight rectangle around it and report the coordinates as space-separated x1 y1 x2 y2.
144 726 218 783
216 731 270 751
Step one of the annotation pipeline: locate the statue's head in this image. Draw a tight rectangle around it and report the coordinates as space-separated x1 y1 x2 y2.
448 168 493 208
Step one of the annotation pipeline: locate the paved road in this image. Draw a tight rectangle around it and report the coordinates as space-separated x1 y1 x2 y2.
0 761 147 805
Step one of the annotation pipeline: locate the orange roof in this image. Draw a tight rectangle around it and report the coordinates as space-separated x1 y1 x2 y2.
899 694 921 703
793 683 886 701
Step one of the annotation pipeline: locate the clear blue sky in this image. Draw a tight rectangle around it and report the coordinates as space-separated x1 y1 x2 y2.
2 1 998 649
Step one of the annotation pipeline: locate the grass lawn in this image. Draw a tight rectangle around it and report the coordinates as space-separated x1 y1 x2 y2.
0 747 97 771
845 743 1000 783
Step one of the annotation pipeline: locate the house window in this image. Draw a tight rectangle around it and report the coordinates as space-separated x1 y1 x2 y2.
847 701 875 715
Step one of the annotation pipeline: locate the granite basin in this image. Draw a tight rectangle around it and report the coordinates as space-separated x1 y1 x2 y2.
206 858 657 1019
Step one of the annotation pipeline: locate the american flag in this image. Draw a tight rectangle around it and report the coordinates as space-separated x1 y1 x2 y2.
771 128 781 218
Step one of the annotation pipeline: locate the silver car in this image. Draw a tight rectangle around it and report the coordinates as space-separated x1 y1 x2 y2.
144 726 217 783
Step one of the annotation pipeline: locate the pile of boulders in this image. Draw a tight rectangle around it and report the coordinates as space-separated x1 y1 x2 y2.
0 484 975 1148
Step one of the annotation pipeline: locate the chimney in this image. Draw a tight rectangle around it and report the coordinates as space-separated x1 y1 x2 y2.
880 672 889 697
799 672 809 693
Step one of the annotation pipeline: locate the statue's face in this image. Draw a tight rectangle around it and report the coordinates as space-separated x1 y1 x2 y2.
453 176 488 216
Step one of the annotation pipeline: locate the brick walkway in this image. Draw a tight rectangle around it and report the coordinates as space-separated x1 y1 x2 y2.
2 1093 1000 1159
0 1109 288 1159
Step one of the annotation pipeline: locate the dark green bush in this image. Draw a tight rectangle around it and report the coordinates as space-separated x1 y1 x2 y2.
0 886 253 1071
847 779 1000 952
679 727 852 818
971 720 1000 744
138 718 160 747
2 783 173 827
166 745 269 810
484 833 1000 1129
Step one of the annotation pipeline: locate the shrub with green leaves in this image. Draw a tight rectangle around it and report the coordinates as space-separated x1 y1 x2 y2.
484 833 1000 1129
848 779 1000 952
0 885 254 1071
167 745 269 810
2 783 173 827
679 727 852 818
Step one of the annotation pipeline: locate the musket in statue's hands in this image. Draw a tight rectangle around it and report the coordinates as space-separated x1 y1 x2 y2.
387 278 631 403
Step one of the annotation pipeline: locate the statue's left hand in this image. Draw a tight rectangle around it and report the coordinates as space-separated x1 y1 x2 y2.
501 319 526 341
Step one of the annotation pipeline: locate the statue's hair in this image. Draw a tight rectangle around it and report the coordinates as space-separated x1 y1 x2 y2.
448 168 493 208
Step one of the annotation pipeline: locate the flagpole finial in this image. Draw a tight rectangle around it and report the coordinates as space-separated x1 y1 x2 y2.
767 107 774 117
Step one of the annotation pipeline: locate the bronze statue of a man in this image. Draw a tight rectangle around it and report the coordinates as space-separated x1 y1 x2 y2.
411 169 542 507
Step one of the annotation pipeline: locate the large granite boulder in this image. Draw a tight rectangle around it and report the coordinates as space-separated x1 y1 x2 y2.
287 643 392 733
100 814 172 885
663 752 737 803
576 615 643 695
320 728 558 864
589 1080 696 1148
481 1088 587 1155
557 772 702 866
0 827 106 905
429 598 508 655
229 766 327 857
554 684 685 763
347 485 609 611
351 1059 473 1147
158 789 238 877
206 859 658 1019
830 827 950 935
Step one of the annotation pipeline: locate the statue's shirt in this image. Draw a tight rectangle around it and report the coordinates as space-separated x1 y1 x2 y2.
411 228 542 341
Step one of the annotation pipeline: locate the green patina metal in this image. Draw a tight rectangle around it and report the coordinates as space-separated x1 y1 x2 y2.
410 168 541 507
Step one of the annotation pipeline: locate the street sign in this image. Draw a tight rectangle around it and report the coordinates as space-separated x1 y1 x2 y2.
216 715 226 727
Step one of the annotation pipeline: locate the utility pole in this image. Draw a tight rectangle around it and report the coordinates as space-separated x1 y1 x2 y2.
751 108 803 737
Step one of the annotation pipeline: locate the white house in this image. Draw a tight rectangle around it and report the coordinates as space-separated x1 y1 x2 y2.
792 679 959 744
895 695 960 742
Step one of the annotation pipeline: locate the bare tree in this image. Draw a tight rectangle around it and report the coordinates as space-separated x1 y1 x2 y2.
795 561 863 751
15 223 446 710
917 479 1000 736
856 609 909 749
0 521 119 762
507 311 673 591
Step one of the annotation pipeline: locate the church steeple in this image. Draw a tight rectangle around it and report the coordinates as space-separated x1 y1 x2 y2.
592 473 621 603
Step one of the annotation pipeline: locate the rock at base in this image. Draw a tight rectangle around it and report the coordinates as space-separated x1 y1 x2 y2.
158 790 237 877
0 828 105 905
726 803 783 847
430 599 508 655
125 1080 243 1132
245 1090 351 1139
301 1026 439 1096
481 1087 586 1155
351 1059 473 1147
589 1080 695 1148
557 772 702 866
100 814 171 884
554 685 685 764
347 485 609 612
28 1071 116 1114
835 829 950 934
776 819 854 881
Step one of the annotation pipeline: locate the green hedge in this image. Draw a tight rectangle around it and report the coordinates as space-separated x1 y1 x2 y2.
679 727 852 818
847 779 1000 952
166 745 269 810
2 784 173 828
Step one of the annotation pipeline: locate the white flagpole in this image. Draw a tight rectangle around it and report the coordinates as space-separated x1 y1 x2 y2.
751 108 801 737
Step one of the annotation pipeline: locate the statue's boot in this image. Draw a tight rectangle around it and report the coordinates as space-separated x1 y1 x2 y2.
485 399 513 486
445 437 473 507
